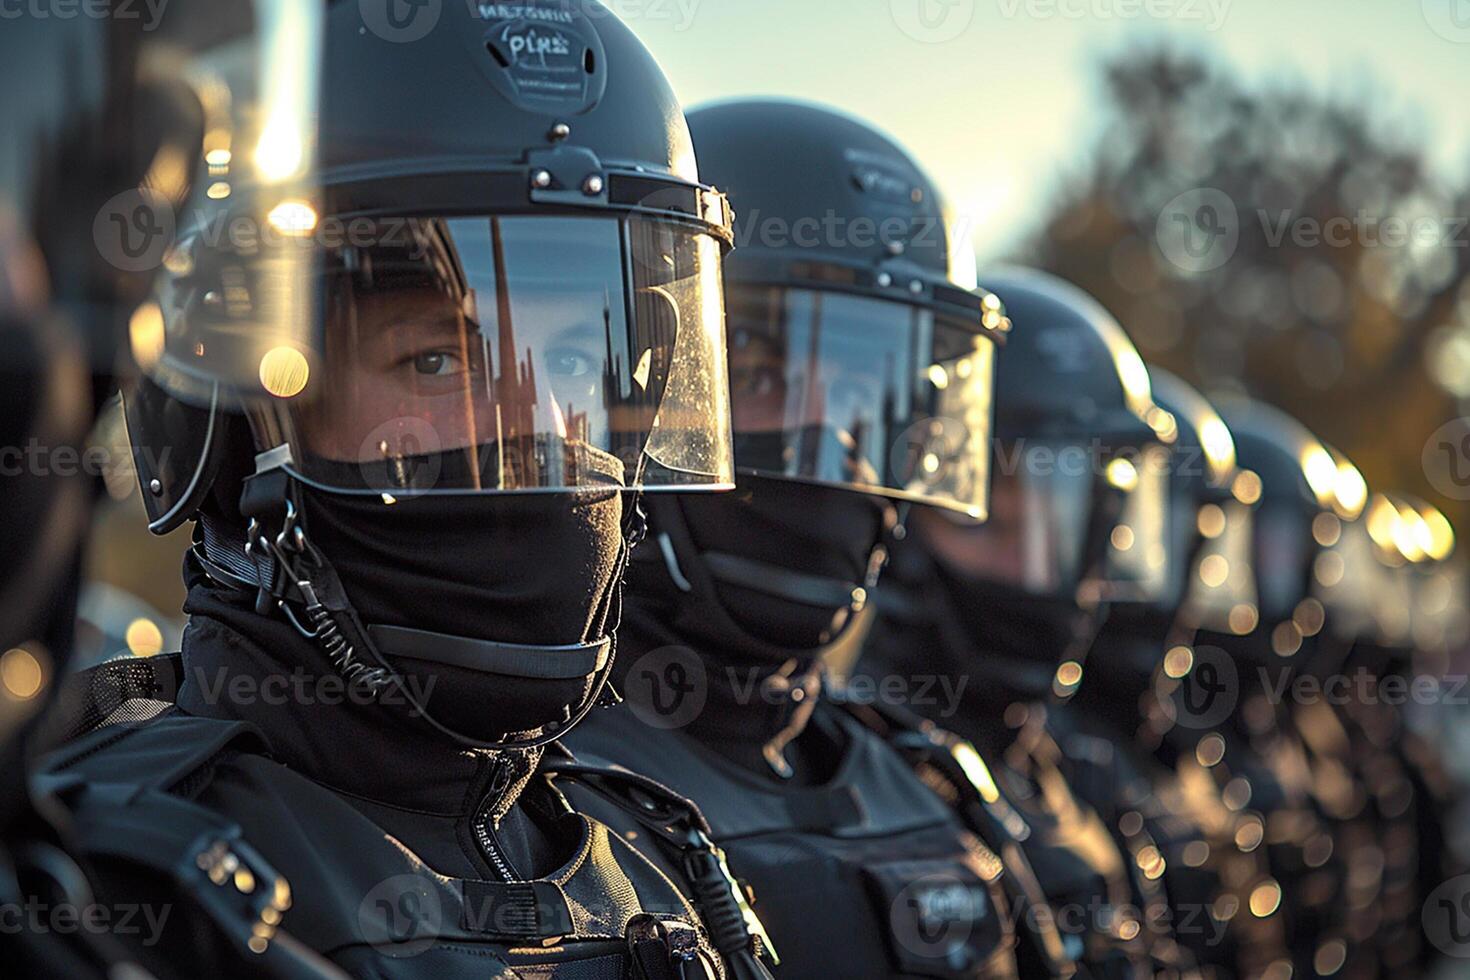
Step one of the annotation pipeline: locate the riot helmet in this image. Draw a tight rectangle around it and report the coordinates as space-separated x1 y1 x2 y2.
121 0 739 750
636 99 1006 660
905 270 1176 694
1147 369 1260 638
1209 399 1352 664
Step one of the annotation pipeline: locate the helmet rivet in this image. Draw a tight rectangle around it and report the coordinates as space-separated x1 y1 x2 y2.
531 170 554 190
149 479 163 496
910 280 924 295
877 272 894 288
582 174 605 196
549 122 572 142
886 241 905 257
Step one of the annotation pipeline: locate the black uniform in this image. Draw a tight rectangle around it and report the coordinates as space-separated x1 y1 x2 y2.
565 591 1020 980
43 569 742 979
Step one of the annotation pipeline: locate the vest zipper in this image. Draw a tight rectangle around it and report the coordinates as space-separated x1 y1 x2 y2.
473 756 519 882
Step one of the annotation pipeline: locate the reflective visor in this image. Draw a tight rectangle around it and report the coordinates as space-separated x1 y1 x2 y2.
1186 502 1259 633
157 213 733 494
725 286 995 516
929 440 1170 602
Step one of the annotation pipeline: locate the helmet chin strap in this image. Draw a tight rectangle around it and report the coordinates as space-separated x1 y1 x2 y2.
208 451 641 753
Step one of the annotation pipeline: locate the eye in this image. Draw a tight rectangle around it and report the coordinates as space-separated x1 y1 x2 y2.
546 346 595 378
411 351 461 377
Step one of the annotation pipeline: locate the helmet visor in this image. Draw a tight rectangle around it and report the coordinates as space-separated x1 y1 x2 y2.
1186 502 1259 633
939 440 1171 602
1100 445 1175 603
250 213 732 494
725 286 994 516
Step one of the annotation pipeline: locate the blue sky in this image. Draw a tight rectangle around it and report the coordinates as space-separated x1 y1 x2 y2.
626 0 1470 261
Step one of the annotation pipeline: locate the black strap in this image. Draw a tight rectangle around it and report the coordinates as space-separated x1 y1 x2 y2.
55 780 344 979
835 700 1078 978
542 752 778 980
700 552 861 609
368 625 611 680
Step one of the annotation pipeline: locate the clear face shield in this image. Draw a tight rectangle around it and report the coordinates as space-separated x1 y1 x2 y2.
724 285 996 516
1185 501 1260 635
247 214 733 494
124 2 735 500
923 439 1172 603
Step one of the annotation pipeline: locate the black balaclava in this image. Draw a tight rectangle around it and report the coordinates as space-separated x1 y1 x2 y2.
298 487 624 741
616 474 890 778
197 459 625 746
871 531 1080 719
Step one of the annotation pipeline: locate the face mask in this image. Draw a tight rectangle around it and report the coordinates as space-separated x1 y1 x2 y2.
299 485 624 741
664 474 889 656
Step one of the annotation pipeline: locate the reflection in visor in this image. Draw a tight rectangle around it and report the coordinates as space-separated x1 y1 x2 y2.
1186 502 1260 634
1103 446 1173 602
262 215 732 494
934 440 1174 602
726 287 994 515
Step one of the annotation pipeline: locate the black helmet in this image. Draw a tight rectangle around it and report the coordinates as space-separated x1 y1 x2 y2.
1142 369 1259 635
912 268 1174 608
1210 399 1353 662
686 99 1008 517
131 0 738 529
1 5 313 973
120 0 740 751
1 2 295 744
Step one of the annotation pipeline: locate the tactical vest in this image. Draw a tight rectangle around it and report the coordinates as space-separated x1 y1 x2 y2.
40 663 768 980
563 701 1020 980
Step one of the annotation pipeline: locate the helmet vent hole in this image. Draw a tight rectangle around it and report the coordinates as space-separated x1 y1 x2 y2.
485 42 510 68
584 49 596 74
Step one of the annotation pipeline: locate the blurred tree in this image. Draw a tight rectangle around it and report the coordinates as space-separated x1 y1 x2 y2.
1018 46 1470 529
